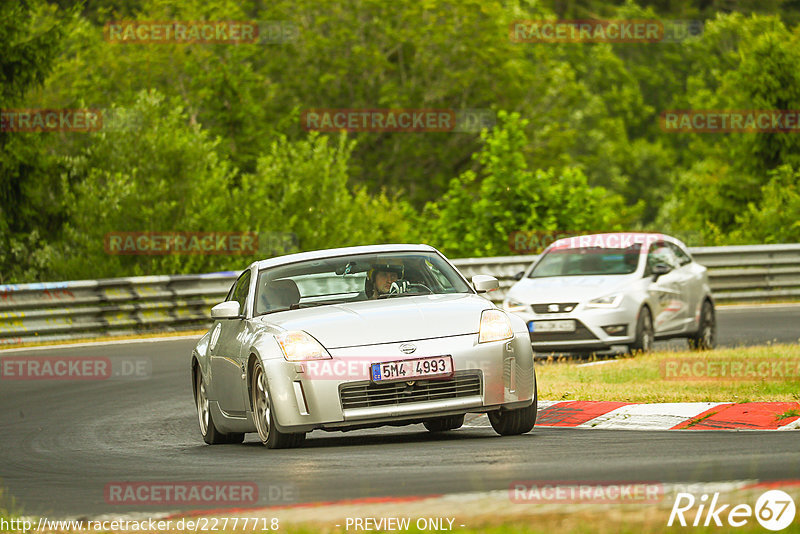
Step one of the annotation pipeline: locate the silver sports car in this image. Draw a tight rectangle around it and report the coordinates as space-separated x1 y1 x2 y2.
191 244 537 448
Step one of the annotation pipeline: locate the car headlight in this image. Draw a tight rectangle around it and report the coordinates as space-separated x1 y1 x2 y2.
503 298 528 313
478 309 514 344
586 294 624 309
275 330 332 361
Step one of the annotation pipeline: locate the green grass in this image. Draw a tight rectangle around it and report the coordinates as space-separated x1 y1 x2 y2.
0 484 20 532
537 344 800 402
778 408 800 420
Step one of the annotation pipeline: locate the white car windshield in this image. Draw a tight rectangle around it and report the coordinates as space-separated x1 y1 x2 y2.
529 244 643 278
255 251 471 315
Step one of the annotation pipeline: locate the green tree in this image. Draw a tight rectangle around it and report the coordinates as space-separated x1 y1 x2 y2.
231 132 416 252
729 164 800 244
38 0 573 206
659 13 800 243
422 112 638 257
55 90 239 279
0 1 70 283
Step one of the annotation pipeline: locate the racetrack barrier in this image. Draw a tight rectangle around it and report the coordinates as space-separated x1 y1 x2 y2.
1 244 799 346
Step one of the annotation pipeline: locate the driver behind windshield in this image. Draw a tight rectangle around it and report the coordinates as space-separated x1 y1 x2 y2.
366 264 403 299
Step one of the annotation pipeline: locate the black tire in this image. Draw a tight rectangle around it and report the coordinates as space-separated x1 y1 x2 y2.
423 414 465 432
250 361 305 449
628 306 654 355
195 369 240 445
489 374 537 436
688 299 716 351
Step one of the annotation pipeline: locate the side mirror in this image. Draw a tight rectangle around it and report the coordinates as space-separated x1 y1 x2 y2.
513 271 525 281
472 275 499 293
211 301 241 319
651 263 672 281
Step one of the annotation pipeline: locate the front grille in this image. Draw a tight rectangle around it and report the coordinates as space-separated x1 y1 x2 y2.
339 372 482 410
532 302 578 314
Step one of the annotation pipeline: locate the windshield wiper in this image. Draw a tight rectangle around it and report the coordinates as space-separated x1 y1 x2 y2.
289 300 354 309
377 291 428 299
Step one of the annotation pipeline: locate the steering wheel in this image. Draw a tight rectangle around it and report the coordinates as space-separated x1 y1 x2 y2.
385 279 433 296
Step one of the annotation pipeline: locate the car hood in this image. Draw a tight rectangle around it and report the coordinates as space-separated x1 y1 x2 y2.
507 274 639 303
256 293 491 349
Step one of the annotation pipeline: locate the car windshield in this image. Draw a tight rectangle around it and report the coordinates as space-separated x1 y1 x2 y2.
529 244 642 278
254 251 471 315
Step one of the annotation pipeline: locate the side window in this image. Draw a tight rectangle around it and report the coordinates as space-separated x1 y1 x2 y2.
228 271 251 315
667 242 692 266
225 280 236 301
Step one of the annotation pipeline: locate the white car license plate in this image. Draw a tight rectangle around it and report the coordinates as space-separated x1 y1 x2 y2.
371 356 453 382
529 320 576 333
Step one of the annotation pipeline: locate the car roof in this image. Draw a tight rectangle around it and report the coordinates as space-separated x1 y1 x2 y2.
251 243 438 270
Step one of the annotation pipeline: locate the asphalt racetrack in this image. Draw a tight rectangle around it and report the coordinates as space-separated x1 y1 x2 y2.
1 305 799 517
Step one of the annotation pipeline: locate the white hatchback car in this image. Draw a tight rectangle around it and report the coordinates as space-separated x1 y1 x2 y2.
503 233 715 354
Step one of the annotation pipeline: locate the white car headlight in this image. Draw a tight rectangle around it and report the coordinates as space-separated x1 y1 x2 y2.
586 294 623 309
478 309 514 344
503 298 528 313
276 330 331 361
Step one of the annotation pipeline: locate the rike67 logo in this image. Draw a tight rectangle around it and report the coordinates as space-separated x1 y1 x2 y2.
668 490 796 531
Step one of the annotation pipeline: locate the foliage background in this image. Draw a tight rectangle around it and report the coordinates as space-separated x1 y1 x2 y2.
2 0 800 283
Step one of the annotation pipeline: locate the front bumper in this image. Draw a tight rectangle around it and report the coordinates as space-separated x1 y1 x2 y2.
512 306 638 352
260 332 535 432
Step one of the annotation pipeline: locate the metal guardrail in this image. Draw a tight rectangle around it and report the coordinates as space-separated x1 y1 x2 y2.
1 244 799 346
0 273 236 346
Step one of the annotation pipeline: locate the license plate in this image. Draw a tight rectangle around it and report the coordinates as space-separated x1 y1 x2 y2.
371 356 453 382
529 320 576 333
